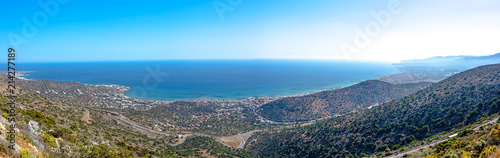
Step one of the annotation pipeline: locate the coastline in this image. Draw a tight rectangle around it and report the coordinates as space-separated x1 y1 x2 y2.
15 60 401 102
17 70 356 106
13 71 34 81
14 70 396 106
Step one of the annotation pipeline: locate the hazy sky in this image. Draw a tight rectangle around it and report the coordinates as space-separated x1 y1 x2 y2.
1 0 500 62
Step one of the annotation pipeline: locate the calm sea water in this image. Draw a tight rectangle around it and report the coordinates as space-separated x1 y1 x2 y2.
15 60 398 101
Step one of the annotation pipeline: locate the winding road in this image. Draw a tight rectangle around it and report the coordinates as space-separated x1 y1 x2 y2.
99 109 261 147
216 130 262 149
114 114 261 147
262 115 342 125
170 134 190 146
81 109 89 122
113 114 172 136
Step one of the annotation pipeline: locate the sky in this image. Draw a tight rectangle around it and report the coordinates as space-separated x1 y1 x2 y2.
1 0 500 63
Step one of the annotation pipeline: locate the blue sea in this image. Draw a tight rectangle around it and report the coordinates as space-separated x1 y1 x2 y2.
14 60 398 101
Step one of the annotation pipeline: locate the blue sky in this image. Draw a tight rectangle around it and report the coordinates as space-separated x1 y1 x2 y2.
1 0 500 63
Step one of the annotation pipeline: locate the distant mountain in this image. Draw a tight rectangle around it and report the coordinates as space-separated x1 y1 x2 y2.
248 64 500 157
395 53 500 70
258 80 432 122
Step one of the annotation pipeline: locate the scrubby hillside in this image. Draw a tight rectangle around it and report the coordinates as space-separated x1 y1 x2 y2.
258 80 431 122
247 64 500 157
406 120 500 158
0 81 251 157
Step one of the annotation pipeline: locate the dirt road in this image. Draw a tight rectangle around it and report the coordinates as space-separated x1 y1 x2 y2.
216 130 262 149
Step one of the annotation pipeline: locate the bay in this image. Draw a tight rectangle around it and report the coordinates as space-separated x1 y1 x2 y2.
16 60 398 101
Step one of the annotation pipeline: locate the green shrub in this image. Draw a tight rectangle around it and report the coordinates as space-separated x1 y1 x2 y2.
392 144 401 150
20 148 33 158
49 127 70 138
458 128 474 137
70 124 78 131
22 109 55 126
1 112 10 119
40 134 58 148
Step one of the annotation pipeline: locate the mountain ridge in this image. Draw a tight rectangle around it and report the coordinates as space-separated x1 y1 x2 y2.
258 80 432 122
398 52 500 64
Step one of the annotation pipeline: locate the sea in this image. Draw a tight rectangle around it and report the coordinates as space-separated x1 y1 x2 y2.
14 60 399 101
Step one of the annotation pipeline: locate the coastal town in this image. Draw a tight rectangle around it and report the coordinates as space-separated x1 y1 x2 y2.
10 71 326 110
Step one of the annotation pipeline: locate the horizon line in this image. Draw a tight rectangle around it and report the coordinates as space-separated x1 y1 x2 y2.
14 58 400 64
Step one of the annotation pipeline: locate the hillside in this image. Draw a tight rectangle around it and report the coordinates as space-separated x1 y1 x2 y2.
258 80 432 122
118 101 265 136
9 75 268 136
407 120 500 157
0 81 251 157
247 64 500 157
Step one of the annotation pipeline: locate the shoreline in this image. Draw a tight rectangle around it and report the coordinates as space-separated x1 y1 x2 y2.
13 71 34 81
19 72 352 104
14 70 404 105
